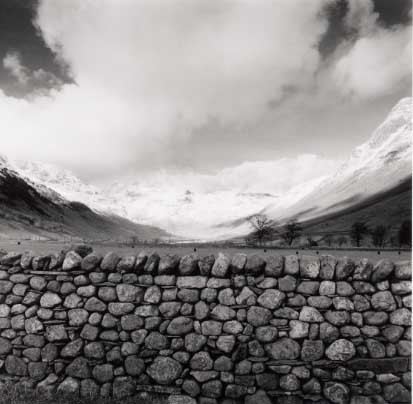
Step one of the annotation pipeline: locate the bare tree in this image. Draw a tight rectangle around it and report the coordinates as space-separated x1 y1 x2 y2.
337 235 347 247
324 234 333 247
281 220 302 246
371 225 387 248
350 222 369 247
247 214 275 246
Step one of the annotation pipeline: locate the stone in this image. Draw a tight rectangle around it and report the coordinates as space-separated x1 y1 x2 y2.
266 338 300 360
280 374 300 391
68 308 89 326
81 253 102 271
245 254 266 275
247 306 272 327
45 324 67 341
289 320 309 339
84 297 106 312
325 310 350 326
394 261 411 280
116 284 141 302
211 304 236 321
167 317 193 335
146 331 168 350
58 377 80 395
365 339 385 358
284 255 299 274
371 291 396 311
61 338 83 357
230 253 247 274
25 317 43 333
62 251 82 270
198 255 215 275
177 276 207 289
326 339 356 361
5 355 27 375
390 308 411 326
101 252 120 271
383 382 411 403
168 395 197 404
392 281 412 295
66 357 91 379
0 252 21 265
301 340 324 361
28 361 48 380
185 333 207 352
201 321 222 336
144 253 160 274
299 306 323 322
147 357 182 384
319 280 336 295
40 292 61 308
211 253 230 277
236 287 256 305
323 382 350 404
217 335 236 353
160 302 182 318
158 254 180 274
108 302 134 316
256 326 277 342
257 289 285 309
300 255 320 279
307 296 332 309
353 259 373 280
218 288 236 305
0 337 12 354
179 254 199 275
98 286 117 302
84 342 105 359
333 297 354 311
92 364 114 383
77 285 96 297
124 355 144 376
278 275 297 292
382 325 404 343
265 255 284 277
371 259 394 283
112 376 136 398
190 351 213 370
335 257 354 280
320 255 336 279
81 324 99 340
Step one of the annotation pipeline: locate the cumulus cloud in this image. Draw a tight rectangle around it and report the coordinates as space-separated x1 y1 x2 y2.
0 0 410 180
3 52 29 84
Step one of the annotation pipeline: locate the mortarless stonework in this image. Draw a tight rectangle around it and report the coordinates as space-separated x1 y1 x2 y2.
0 249 411 404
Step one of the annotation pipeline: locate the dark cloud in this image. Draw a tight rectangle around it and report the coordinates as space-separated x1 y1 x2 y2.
0 0 70 97
319 0 412 58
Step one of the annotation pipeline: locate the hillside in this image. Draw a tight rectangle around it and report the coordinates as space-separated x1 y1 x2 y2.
0 163 167 241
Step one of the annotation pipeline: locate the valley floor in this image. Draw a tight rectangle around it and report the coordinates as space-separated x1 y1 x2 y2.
0 240 410 263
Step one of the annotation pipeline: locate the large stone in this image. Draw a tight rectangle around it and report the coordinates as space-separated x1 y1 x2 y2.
245 254 266 275
301 340 324 361
117 255 136 272
198 255 215 275
211 253 230 277
278 275 297 292
101 252 120 271
92 364 114 383
113 376 136 399
371 259 394 283
84 342 105 359
116 284 141 302
5 355 27 375
394 261 411 280
167 317 194 335
0 337 12 355
45 324 68 341
147 356 182 385
62 251 82 271
211 304 236 321
366 339 385 358
177 276 207 289
391 281 412 295
179 254 199 275
201 320 222 336
57 377 80 395
68 308 89 326
371 291 396 311
66 356 91 379
257 289 285 309
335 257 354 280
108 302 134 316
390 308 411 326
190 351 213 370
285 255 299 275
40 292 62 308
323 382 350 404
299 306 323 322
80 379 99 399
158 254 180 274
326 339 356 361
81 253 102 271
353 259 373 281
61 338 83 358
265 255 284 277
144 253 160 274
383 382 411 403
320 255 336 279
25 317 43 333
84 297 106 312
247 306 272 327
0 252 21 265
289 320 309 339
300 255 320 279
124 355 145 376
231 253 247 274
266 338 300 360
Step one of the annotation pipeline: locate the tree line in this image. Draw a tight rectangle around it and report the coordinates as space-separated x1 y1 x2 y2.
246 214 412 248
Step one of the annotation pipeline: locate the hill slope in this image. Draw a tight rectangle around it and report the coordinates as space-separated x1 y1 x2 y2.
0 160 167 240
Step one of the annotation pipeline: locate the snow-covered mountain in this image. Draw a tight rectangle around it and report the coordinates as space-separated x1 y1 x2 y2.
261 97 412 223
6 97 411 239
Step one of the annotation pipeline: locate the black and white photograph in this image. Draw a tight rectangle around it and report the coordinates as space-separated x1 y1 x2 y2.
0 1 411 403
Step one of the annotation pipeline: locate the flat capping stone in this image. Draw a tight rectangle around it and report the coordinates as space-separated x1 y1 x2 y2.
348 357 410 373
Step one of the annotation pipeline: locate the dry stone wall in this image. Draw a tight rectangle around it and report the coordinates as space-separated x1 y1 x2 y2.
0 248 411 404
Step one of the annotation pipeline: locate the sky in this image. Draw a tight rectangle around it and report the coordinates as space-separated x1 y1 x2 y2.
0 0 411 185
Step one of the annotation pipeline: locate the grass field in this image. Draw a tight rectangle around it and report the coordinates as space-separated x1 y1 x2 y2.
0 240 410 263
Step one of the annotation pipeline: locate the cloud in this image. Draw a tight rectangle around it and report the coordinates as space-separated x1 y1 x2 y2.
3 52 29 84
0 0 410 179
